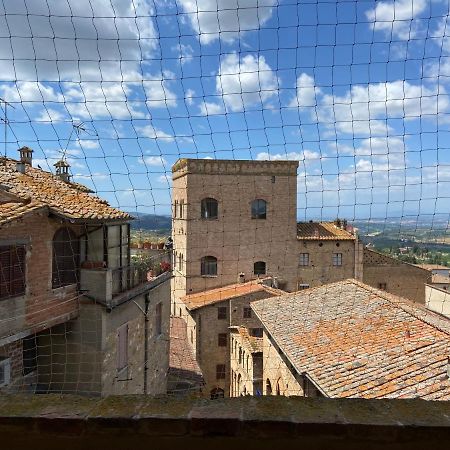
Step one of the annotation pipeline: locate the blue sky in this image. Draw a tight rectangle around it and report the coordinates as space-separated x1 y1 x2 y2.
1 0 450 222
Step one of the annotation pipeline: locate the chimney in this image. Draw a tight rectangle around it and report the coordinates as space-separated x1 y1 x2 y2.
16 146 33 172
54 159 71 182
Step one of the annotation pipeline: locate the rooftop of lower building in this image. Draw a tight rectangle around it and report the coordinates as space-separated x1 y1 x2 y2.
297 221 356 240
252 279 450 400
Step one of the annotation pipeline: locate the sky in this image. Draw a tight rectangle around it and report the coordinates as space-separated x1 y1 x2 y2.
0 0 450 223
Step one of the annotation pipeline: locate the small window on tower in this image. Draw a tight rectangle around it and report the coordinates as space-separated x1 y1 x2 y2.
251 199 267 219
201 198 218 219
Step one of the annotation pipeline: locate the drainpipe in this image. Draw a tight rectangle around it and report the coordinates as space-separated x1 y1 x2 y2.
144 293 150 395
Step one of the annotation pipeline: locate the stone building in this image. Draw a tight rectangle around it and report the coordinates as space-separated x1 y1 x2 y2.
362 248 431 303
176 279 283 398
0 149 171 395
252 279 450 400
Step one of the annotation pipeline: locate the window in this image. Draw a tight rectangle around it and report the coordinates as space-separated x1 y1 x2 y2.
266 379 272 395
216 364 226 380
0 358 11 387
298 283 310 290
210 387 224 399
179 199 184 218
117 323 128 372
201 256 217 276
253 261 266 275
243 307 252 319
201 197 218 219
217 306 227 320
332 253 343 266
52 227 79 288
299 253 309 266
249 328 263 338
0 245 26 300
22 334 37 375
251 199 267 219
155 303 162 336
173 200 178 218
218 333 227 347
378 283 387 291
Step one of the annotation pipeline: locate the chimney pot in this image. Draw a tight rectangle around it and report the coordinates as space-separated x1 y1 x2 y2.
54 159 72 182
18 146 33 166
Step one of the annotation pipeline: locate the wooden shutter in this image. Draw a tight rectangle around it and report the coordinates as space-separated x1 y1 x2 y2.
0 246 25 300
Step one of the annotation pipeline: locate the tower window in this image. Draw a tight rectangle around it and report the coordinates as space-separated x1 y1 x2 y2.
332 253 343 266
201 197 218 219
254 261 266 275
251 199 267 219
201 256 217 276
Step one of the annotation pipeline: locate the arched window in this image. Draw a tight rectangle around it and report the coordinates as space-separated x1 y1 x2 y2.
251 199 267 219
210 387 225 400
276 379 282 396
266 379 272 395
238 347 242 365
52 227 79 288
254 261 266 275
201 197 218 219
201 256 217 276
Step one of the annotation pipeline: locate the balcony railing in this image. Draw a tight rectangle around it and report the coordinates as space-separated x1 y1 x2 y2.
80 260 171 304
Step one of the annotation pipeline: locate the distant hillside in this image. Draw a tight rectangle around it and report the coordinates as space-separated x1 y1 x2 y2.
129 212 171 230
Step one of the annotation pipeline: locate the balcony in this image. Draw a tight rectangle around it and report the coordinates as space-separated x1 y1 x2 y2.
80 261 171 306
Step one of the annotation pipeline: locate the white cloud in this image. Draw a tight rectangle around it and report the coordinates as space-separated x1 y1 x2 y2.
0 82 63 103
185 88 196 105
256 150 320 162
289 73 321 108
137 125 174 141
199 100 224 115
366 0 429 40
139 155 167 166
35 108 65 122
172 43 195 64
143 77 177 108
178 0 276 44
76 139 100 149
216 53 279 112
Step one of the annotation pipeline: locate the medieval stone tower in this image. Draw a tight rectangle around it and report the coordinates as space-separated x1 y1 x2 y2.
171 158 299 310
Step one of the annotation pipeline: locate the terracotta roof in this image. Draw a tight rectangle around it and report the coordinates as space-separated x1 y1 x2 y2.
0 200 47 225
181 279 284 310
230 326 263 353
252 279 450 400
297 222 356 240
169 317 203 384
0 158 130 223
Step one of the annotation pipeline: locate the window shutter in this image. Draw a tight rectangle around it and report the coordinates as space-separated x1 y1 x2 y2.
11 246 25 297
0 247 11 299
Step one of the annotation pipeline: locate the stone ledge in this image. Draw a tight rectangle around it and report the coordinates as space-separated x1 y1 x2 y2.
1 395 450 449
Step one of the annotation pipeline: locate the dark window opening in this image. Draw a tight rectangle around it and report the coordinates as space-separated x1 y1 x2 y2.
52 227 79 289
0 245 26 300
22 334 37 375
218 333 227 347
201 256 217 276
210 387 224 399
251 199 267 219
243 307 252 319
249 328 263 338
217 306 227 320
254 261 266 275
201 197 218 219
216 364 226 380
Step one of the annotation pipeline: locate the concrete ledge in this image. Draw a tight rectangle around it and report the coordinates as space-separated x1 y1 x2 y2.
1 395 450 449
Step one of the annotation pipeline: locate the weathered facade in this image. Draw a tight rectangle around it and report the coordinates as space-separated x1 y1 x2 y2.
0 150 171 395
362 248 431 303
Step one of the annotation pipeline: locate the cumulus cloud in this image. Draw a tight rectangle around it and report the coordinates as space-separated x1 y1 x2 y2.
366 0 429 40
216 53 279 112
198 100 224 115
289 73 321 108
137 124 174 141
256 150 320 163
139 155 167 166
178 0 276 44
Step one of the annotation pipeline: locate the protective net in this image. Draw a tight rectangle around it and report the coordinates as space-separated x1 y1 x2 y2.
0 0 450 400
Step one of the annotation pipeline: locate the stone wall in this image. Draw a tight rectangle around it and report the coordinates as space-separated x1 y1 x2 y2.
172 160 300 303
261 332 303 396
362 248 431 303
296 239 355 288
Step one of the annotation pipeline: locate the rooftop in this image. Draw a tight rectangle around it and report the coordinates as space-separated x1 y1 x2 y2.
431 274 450 284
230 326 263 353
416 264 450 271
252 279 450 400
297 222 356 240
181 279 284 311
168 317 203 385
0 157 131 223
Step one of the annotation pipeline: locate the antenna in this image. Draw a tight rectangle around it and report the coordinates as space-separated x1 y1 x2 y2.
0 97 15 164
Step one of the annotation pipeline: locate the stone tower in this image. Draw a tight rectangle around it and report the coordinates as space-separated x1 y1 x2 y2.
171 158 299 311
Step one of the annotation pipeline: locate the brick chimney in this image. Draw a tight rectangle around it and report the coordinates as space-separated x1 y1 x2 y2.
54 159 71 182
16 146 33 173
